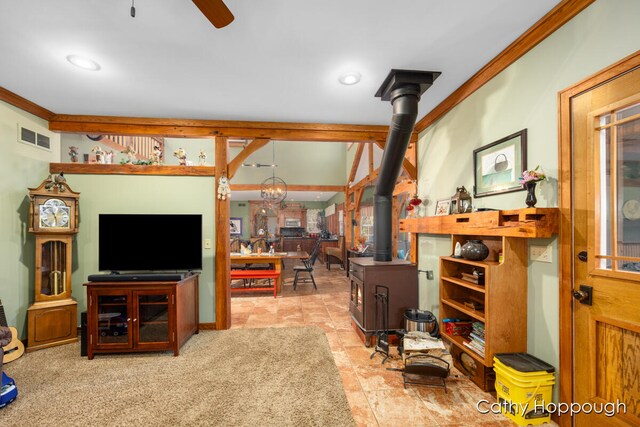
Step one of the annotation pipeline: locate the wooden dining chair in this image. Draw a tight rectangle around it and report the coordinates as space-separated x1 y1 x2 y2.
293 239 321 290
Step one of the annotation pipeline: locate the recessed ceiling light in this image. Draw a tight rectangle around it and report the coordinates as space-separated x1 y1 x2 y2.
66 55 101 71
339 72 361 85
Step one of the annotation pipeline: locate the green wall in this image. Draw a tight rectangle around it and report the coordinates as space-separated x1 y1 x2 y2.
53 172 217 323
326 192 345 206
230 201 251 239
416 0 640 400
230 141 346 185
0 100 61 333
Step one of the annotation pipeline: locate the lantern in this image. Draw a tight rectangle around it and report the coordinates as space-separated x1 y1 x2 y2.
450 186 473 214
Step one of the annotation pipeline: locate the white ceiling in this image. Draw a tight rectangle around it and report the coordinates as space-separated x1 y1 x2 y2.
0 0 560 125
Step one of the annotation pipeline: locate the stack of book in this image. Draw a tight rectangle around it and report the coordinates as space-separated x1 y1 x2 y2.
463 322 485 357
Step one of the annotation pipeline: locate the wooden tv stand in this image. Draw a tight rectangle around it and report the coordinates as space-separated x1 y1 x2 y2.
83 274 199 359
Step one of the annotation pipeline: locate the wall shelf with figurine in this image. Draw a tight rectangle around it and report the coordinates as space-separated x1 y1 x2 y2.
49 163 216 177
399 207 558 238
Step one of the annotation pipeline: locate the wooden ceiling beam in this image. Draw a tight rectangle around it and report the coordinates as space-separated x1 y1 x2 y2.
414 0 595 134
373 140 417 180
348 143 365 184
368 143 374 174
350 168 380 191
227 138 270 179
0 87 55 121
48 114 390 142
354 188 365 212
230 184 344 192
393 179 417 196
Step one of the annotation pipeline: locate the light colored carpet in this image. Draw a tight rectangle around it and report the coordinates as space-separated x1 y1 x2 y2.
2 327 355 427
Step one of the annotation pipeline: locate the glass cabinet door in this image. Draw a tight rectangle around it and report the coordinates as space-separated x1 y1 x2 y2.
95 292 130 347
136 291 171 344
39 239 68 298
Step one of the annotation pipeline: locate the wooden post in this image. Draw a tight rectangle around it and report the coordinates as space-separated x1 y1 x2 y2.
344 187 351 246
214 136 231 330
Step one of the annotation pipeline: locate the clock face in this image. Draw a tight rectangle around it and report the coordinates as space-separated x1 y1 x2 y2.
39 199 71 228
623 199 640 220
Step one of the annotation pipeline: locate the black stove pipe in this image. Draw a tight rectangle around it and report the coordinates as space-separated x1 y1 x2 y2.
374 70 440 262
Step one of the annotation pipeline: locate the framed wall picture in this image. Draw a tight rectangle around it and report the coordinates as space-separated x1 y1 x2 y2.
435 199 451 216
473 129 527 197
230 217 242 235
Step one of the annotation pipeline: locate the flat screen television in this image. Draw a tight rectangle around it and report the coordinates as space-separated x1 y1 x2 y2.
98 214 202 272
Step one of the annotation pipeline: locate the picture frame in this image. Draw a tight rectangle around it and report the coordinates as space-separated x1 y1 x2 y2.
435 199 451 216
473 129 527 198
230 217 242 235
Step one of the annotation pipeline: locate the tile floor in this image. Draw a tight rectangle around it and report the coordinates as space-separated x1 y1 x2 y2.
230 260 543 427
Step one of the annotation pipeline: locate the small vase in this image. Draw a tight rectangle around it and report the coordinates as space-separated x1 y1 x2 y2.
461 240 489 261
525 182 537 208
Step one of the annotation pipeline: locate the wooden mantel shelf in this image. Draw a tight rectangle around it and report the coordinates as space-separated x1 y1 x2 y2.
400 208 559 238
49 163 216 177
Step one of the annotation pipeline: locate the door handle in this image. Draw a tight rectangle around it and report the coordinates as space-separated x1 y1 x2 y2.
573 285 593 306
577 251 588 262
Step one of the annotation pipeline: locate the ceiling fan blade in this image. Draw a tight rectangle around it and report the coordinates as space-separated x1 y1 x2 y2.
192 0 234 29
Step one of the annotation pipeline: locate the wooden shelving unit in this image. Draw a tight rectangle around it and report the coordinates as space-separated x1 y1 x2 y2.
49 163 216 177
400 207 558 238
400 208 559 392
440 235 529 391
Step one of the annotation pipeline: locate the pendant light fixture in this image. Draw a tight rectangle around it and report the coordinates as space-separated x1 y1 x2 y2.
260 142 287 206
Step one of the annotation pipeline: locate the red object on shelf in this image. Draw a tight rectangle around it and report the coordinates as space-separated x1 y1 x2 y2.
406 204 414 212
445 321 473 336
409 195 422 206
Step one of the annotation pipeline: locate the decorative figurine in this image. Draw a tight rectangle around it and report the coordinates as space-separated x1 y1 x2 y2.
217 175 231 200
173 148 187 166
104 150 114 164
150 145 163 165
198 149 207 166
68 146 79 163
454 242 462 258
121 145 137 164
91 145 105 164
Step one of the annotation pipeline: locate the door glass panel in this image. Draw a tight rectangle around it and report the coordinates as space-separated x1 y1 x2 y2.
617 112 640 271
598 116 612 269
617 103 640 121
138 293 170 343
97 294 129 344
596 103 640 272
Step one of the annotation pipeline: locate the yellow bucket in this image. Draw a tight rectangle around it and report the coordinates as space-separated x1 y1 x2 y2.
493 353 555 426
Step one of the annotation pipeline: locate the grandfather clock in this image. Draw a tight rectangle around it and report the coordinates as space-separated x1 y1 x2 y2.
27 174 80 352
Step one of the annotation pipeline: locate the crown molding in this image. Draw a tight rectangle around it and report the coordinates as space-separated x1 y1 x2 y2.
414 0 596 134
0 87 55 121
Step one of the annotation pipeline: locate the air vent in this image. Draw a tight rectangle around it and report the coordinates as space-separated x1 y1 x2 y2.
18 124 52 151
20 127 36 144
37 133 51 149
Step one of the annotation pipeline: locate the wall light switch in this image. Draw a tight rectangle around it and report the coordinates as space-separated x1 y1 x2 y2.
530 245 552 263
204 239 212 249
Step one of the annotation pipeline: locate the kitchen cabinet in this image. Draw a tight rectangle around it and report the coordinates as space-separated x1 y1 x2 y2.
281 237 316 254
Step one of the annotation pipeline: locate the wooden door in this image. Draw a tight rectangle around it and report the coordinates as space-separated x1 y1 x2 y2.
572 67 640 426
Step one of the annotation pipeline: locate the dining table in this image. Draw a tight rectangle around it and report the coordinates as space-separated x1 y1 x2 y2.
230 251 309 295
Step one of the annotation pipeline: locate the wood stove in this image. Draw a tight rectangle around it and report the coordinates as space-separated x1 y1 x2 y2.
349 258 418 341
